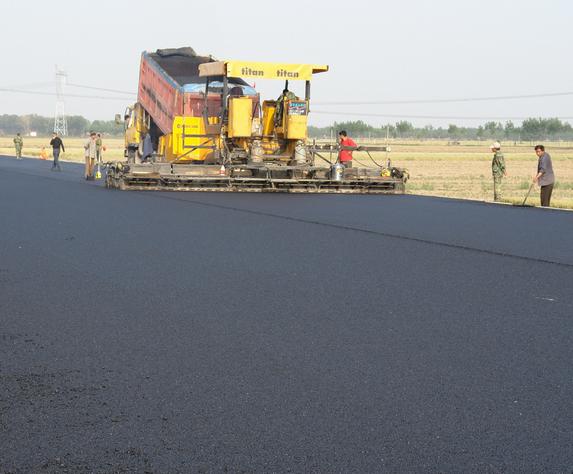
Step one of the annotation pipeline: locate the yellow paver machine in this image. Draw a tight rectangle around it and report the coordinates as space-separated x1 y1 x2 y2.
106 47 407 193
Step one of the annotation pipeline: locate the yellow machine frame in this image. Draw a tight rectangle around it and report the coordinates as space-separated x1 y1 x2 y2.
124 103 147 151
124 61 328 164
198 60 329 161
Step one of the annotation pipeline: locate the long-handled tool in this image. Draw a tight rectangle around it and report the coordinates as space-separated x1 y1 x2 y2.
95 156 102 180
521 182 535 206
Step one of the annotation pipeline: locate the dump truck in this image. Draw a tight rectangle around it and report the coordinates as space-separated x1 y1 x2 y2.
106 47 407 193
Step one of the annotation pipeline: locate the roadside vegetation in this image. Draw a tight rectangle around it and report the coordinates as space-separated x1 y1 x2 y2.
382 141 573 209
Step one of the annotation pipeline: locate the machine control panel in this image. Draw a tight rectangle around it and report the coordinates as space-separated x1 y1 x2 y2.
288 101 308 116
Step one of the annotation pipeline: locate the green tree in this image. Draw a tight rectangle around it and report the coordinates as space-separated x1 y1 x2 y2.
504 121 516 140
89 120 124 136
447 124 459 138
67 116 91 136
521 118 543 140
0 114 24 135
395 121 414 137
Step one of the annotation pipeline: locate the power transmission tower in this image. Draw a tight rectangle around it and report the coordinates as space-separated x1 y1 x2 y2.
54 66 67 136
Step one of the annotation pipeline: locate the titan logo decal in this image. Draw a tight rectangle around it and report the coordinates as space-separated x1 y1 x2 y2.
240 67 300 78
241 67 264 76
277 69 299 78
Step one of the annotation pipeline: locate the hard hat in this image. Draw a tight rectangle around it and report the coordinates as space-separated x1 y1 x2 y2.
491 142 501 149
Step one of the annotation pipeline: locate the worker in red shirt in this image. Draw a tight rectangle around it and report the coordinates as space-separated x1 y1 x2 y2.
338 130 357 168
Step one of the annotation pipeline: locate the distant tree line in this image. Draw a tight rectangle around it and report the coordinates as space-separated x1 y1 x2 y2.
0 114 124 136
3 114 572 141
309 118 573 141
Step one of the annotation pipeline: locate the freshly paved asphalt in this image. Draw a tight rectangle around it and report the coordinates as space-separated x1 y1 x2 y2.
1 155 572 473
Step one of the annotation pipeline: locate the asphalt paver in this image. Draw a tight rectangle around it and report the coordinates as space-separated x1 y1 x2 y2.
1 156 572 472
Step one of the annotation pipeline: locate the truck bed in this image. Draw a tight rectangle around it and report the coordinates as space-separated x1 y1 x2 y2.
138 47 256 134
148 48 251 88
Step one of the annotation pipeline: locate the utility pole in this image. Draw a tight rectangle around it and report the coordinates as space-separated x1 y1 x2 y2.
386 124 390 168
54 66 67 136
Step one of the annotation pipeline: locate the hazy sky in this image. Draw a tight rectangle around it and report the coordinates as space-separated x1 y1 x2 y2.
1 0 572 127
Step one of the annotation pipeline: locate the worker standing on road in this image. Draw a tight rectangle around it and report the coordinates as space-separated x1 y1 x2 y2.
95 133 103 163
533 144 555 207
13 133 23 160
49 132 65 171
84 132 97 180
491 142 506 202
338 130 357 169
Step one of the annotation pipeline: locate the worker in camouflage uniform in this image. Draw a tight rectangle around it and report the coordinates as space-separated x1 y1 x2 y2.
95 133 103 163
491 142 506 201
274 88 297 128
13 133 23 160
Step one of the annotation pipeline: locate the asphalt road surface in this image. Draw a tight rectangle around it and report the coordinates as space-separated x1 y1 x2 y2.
1 156 572 473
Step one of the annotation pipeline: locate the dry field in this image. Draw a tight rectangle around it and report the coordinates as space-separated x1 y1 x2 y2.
2 136 572 208
353 140 573 209
0 136 125 162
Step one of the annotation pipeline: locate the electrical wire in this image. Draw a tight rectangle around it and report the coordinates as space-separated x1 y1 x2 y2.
4 79 573 105
365 150 386 168
1 81 54 90
315 91 573 106
312 109 573 121
67 83 136 95
0 87 134 101
0 81 136 96
2 80 573 121
349 156 374 168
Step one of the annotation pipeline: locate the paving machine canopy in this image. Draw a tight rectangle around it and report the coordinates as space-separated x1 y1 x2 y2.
199 61 328 81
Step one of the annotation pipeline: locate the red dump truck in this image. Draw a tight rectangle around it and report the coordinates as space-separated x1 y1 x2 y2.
123 47 257 162
138 47 258 135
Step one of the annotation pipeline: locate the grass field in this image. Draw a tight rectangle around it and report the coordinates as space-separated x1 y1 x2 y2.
2 136 572 209
377 141 573 209
0 136 126 162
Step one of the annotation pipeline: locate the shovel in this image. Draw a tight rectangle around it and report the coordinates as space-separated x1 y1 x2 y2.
95 157 102 180
520 182 535 207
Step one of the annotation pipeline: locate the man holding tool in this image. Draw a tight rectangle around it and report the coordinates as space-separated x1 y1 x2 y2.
533 145 555 207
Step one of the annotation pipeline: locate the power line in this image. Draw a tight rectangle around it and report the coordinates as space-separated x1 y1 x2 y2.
2 81 572 121
314 91 573 106
1 81 54 90
0 87 134 101
3 80 573 105
312 110 573 121
0 81 136 95
67 83 136 95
